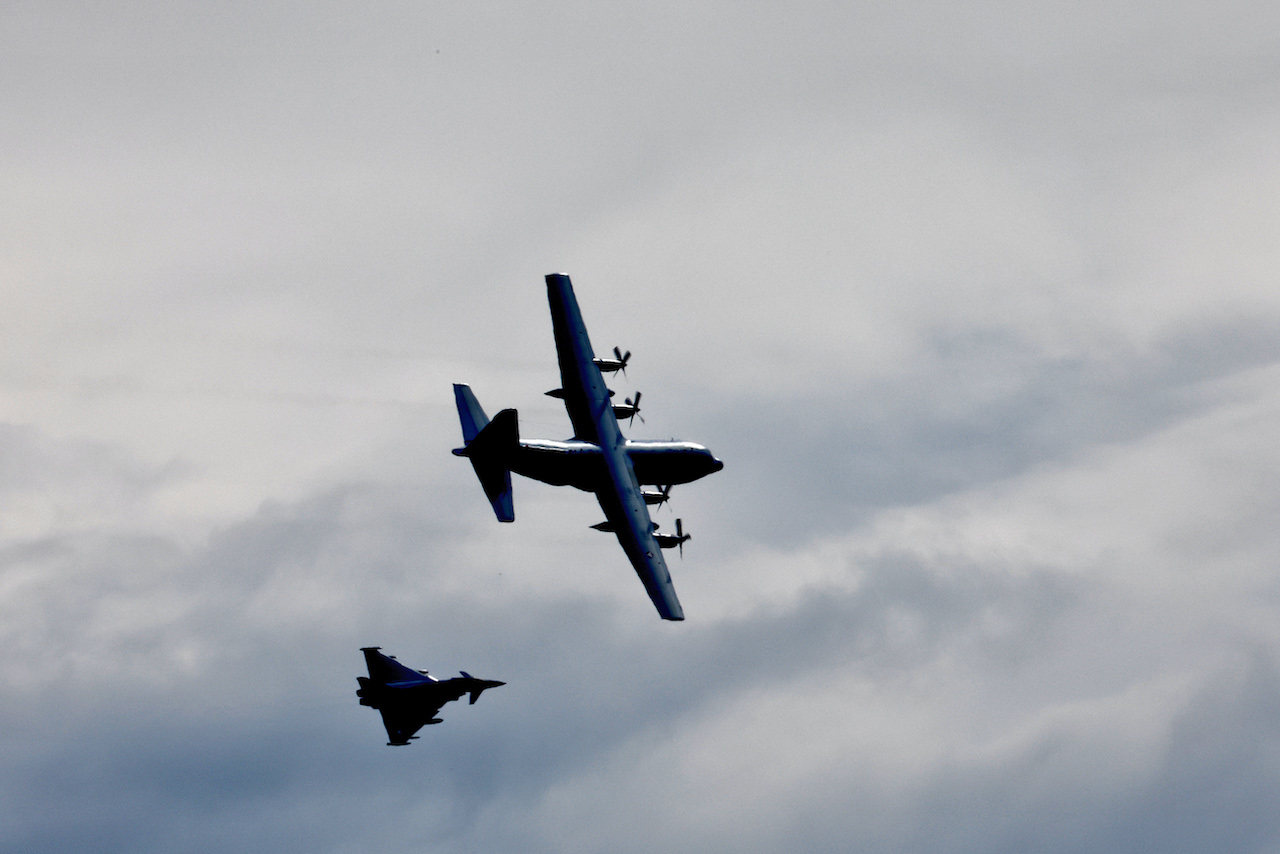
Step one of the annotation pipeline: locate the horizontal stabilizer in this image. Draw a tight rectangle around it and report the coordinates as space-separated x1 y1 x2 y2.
457 408 518 522
453 383 490 443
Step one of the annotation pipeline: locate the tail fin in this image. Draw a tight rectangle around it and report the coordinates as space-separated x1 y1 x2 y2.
452 389 518 522
453 383 490 443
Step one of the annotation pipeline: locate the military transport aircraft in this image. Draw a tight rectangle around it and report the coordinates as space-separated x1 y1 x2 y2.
452 273 723 621
356 647 504 746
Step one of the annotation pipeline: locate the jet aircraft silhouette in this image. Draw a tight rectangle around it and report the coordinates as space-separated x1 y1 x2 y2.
356 647 504 746
453 273 723 621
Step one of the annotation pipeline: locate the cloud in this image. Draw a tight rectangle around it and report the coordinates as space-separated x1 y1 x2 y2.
4 2 1280 852
9 351 1279 852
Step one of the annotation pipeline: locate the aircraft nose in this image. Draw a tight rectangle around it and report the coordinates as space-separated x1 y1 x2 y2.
710 457 724 473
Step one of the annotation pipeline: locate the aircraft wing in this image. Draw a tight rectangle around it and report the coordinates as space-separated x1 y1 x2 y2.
374 681 472 745
546 274 684 621
546 273 615 444
596 483 684 620
377 701 446 745
363 648 429 685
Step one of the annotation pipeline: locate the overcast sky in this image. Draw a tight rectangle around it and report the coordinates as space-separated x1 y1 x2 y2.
5 2 1280 851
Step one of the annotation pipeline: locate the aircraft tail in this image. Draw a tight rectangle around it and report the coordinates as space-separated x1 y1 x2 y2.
451 387 518 522
453 383 490 444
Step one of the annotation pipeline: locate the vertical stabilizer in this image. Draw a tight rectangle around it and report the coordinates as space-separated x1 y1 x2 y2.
453 383 490 443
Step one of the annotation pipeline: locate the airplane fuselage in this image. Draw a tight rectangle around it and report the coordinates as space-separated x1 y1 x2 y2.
512 438 723 492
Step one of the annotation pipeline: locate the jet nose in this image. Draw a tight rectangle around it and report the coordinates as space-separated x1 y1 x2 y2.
710 457 724 473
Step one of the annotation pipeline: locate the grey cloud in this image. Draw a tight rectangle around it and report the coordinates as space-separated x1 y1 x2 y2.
878 653 1280 854
693 314 1280 548
0 469 1081 852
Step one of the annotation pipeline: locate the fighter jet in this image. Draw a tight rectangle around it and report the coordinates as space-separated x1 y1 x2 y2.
356 647 504 746
453 273 723 621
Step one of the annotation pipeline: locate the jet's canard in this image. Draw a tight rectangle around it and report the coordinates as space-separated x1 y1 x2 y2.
452 273 723 621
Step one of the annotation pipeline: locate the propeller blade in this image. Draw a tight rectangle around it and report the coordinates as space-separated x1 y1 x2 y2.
623 391 643 425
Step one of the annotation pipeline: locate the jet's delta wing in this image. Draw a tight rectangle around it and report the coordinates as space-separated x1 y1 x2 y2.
545 273 684 620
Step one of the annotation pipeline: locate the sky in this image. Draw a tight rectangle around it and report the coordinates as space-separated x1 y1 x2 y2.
4 2 1280 851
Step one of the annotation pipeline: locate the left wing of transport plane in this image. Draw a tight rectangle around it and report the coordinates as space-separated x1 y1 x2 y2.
543 273 684 620
356 648 504 746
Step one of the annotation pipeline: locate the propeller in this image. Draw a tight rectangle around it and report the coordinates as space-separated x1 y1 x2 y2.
624 391 643 425
612 391 644 425
641 484 672 509
653 517 691 555
594 346 632 375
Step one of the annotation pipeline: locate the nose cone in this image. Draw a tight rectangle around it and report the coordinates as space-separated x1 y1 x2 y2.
710 456 724 473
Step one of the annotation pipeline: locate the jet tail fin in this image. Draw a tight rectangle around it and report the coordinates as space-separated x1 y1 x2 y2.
453 400 518 523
